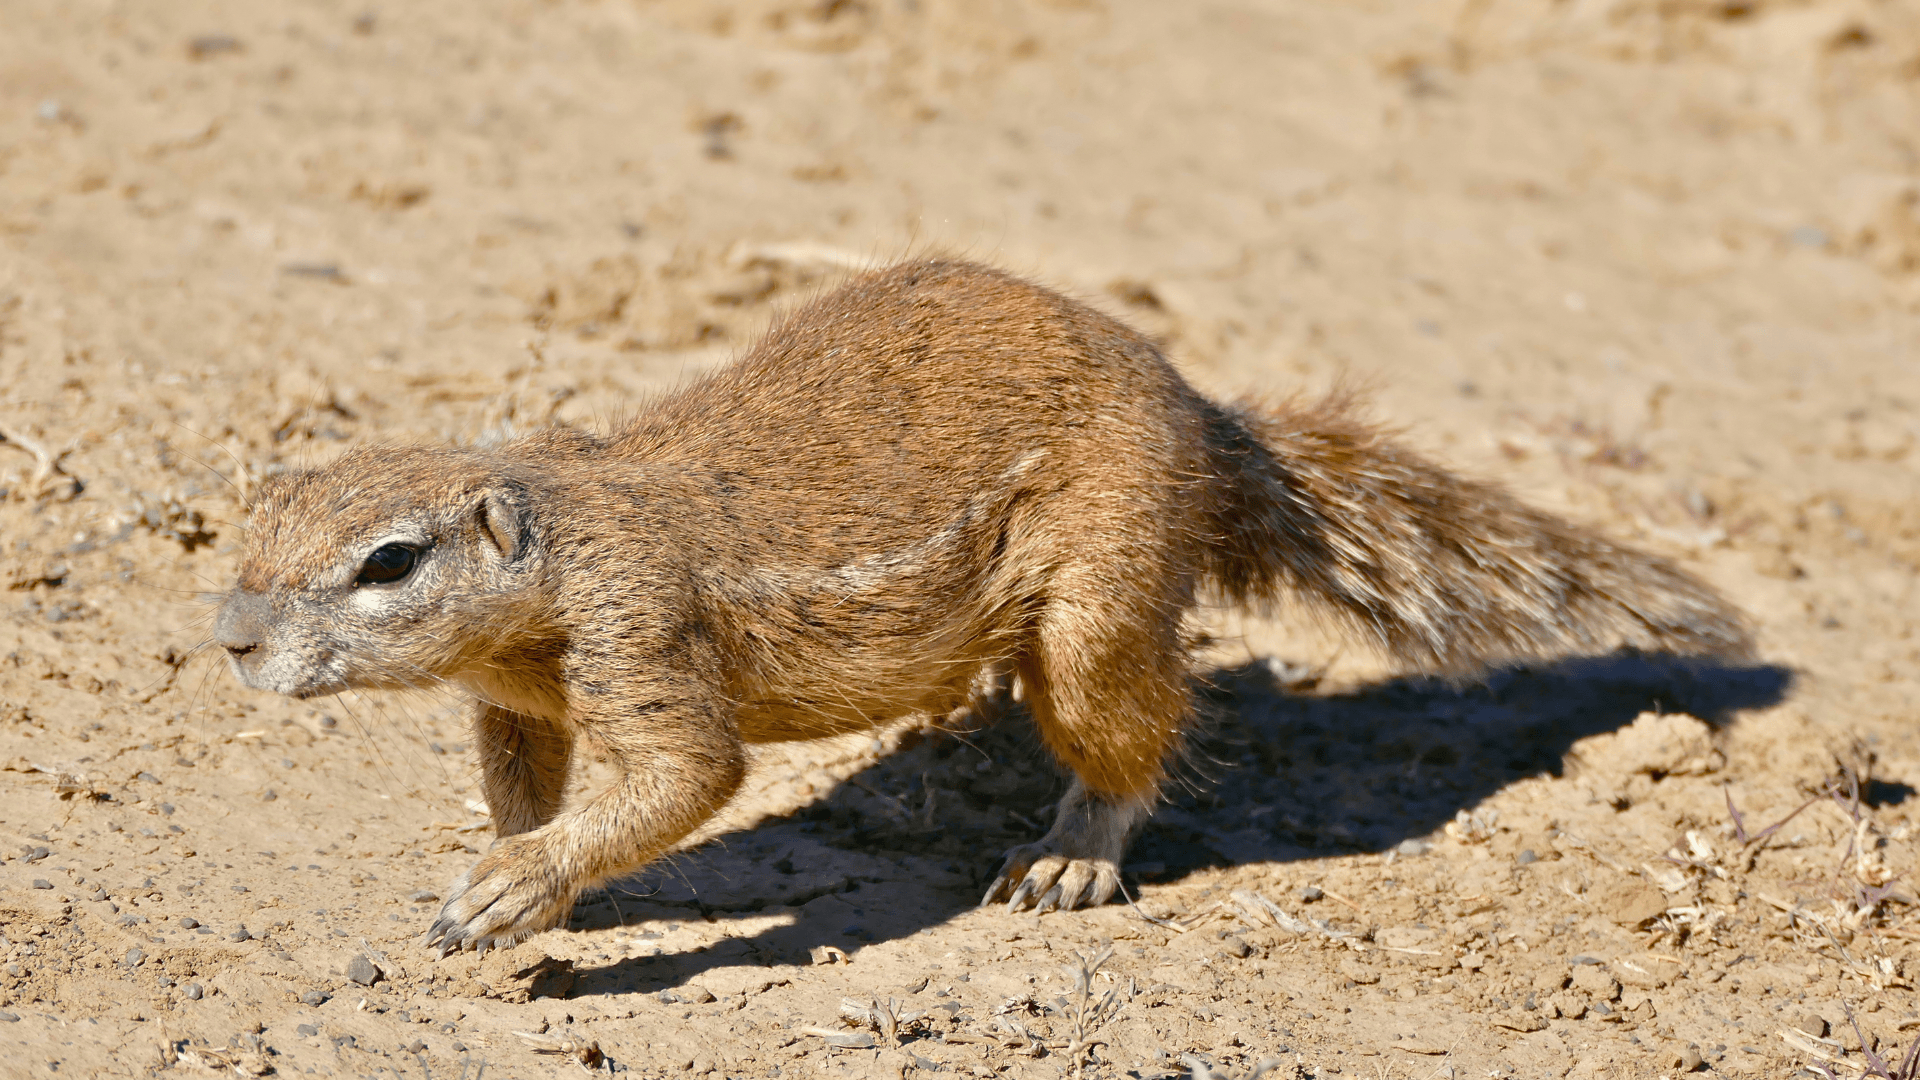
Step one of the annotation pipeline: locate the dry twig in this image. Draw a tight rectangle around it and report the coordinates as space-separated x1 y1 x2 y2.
1056 946 1125 1079
0 421 80 501
837 995 924 1046
514 1029 607 1072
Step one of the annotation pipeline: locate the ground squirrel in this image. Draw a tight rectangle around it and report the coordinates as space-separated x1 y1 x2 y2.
213 258 1749 953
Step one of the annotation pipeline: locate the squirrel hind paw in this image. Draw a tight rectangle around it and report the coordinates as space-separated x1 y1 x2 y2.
982 781 1148 913
982 850 1121 913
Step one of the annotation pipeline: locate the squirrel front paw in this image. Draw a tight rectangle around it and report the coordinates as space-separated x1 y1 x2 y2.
424 839 577 955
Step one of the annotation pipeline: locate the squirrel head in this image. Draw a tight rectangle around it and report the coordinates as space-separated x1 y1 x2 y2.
214 445 550 699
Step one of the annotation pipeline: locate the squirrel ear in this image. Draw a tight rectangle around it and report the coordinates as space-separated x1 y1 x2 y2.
475 490 527 561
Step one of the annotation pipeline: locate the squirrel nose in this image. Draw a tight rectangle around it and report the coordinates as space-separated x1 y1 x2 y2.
214 590 272 661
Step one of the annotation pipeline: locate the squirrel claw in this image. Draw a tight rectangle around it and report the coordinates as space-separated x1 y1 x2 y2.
982 850 1117 913
423 919 480 959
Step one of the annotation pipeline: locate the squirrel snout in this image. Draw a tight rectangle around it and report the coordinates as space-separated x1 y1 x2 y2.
215 591 272 661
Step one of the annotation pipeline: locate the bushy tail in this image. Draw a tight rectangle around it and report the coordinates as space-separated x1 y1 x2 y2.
1195 395 1751 676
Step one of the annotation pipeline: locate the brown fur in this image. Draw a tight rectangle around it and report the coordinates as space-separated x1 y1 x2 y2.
213 258 1750 951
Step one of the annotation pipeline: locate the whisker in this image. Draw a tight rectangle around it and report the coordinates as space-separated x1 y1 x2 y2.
162 419 253 507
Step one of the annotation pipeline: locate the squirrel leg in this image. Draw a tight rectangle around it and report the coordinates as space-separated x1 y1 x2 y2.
427 694 746 955
982 583 1186 913
472 702 574 839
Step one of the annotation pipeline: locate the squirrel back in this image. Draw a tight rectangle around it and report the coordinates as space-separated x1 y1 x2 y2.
620 257 1749 680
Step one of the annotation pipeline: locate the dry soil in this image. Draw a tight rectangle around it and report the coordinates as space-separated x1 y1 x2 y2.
1 2 1918 1079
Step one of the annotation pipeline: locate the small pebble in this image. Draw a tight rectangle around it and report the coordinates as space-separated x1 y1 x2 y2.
184 983 204 1000
137 772 160 784
346 954 379 986
407 1040 427 1054
30 880 50 890
1788 1011 1828 1038
231 885 249 893
408 890 439 902
296 1023 319 1037
4 963 22 977
187 34 242 59
1515 849 1539 865
1787 225 1829 248
1298 886 1324 902
0 1011 16 1023
229 928 251 942
179 917 199 929
124 948 146 967
301 990 329 1007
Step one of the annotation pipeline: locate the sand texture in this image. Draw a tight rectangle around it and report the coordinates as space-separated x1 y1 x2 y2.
1 1 1918 1077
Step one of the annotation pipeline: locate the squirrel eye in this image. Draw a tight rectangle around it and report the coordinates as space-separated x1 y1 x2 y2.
355 543 418 586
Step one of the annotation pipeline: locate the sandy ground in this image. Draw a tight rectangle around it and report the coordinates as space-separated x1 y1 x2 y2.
1 1 1918 1077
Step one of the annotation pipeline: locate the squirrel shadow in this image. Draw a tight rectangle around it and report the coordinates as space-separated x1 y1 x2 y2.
562 650 1791 999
